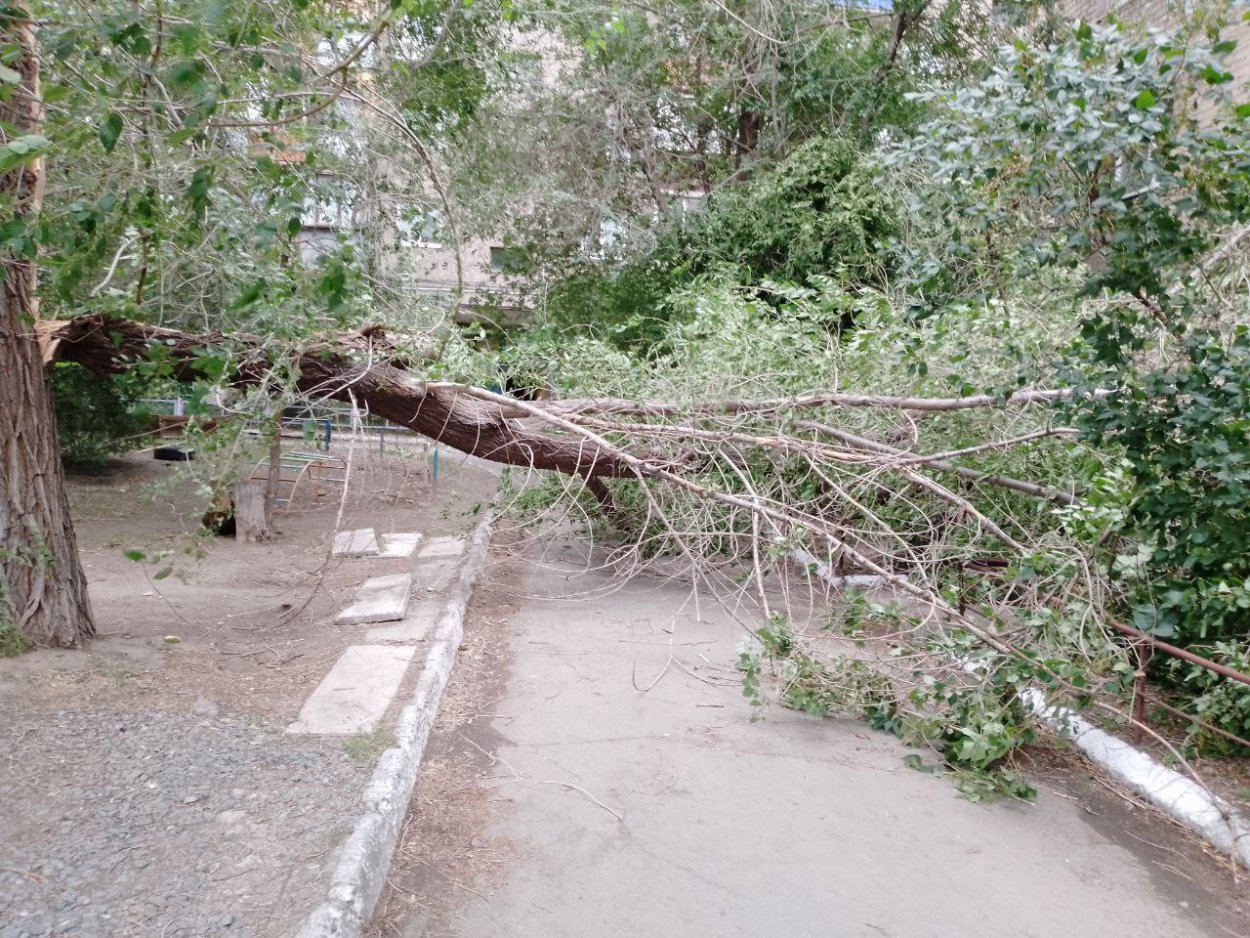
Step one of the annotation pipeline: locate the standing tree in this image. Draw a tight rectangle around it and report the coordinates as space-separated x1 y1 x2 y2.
0 4 94 647
0 0 507 647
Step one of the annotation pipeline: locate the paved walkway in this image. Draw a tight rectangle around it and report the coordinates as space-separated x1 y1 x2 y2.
387 548 1244 938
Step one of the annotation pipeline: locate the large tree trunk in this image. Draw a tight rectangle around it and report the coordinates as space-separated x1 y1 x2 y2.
0 8 96 646
43 316 642 482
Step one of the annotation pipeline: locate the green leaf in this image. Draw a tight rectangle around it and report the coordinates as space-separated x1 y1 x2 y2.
320 261 348 309
169 62 204 89
172 23 202 56
1200 64 1234 85
1133 89 1156 110
191 350 228 381
903 754 937 774
186 165 213 218
98 111 123 153
124 549 145 562
153 566 173 580
0 63 21 85
0 134 51 172
230 279 267 309
1236 103 1250 120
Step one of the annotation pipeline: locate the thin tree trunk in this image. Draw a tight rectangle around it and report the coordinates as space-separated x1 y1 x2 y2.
733 107 761 169
233 481 270 544
264 410 282 532
0 8 96 646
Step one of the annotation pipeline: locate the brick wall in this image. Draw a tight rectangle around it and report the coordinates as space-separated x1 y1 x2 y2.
1056 1 1250 117
1059 0 1172 23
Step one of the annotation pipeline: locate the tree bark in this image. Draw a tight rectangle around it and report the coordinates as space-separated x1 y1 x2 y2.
0 8 96 647
263 410 282 535
42 315 643 481
734 107 761 169
233 481 270 544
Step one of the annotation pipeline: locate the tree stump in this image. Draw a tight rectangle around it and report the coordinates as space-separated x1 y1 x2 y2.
233 480 273 543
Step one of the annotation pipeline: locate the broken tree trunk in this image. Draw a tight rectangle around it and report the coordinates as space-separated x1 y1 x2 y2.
38 314 1096 489
233 481 271 544
39 315 639 482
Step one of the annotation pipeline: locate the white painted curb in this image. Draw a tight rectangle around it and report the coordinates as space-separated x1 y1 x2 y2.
788 548 898 589
789 551 1250 872
1021 689 1250 871
296 508 496 938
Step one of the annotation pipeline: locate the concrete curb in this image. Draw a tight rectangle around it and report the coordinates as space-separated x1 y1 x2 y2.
1021 689 1250 871
790 553 1250 872
296 507 496 938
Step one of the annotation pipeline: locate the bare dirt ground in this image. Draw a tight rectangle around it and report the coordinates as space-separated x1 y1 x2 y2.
0 440 497 938
368 541 524 938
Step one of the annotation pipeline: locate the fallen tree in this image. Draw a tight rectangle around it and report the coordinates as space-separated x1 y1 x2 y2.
40 312 1250 797
40 313 1088 626
41 313 1088 517
40 315 639 484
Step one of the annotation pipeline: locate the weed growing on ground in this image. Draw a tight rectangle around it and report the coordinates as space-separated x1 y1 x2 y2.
0 620 33 657
343 727 396 764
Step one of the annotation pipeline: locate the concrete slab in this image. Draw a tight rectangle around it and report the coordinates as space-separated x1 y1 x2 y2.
285 645 417 736
417 536 465 559
378 532 423 559
365 604 441 643
333 528 380 557
414 561 456 594
336 574 413 625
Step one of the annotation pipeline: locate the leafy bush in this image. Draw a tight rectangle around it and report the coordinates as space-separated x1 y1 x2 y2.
50 364 150 469
542 138 896 353
888 19 1250 742
1071 330 1250 648
1164 643 1250 753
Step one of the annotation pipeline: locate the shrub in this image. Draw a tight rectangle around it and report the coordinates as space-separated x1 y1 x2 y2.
50 364 149 469
542 137 896 353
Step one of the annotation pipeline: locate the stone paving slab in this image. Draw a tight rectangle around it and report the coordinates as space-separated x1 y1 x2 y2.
336 574 413 625
286 645 417 735
378 532 423 559
365 603 441 643
333 528 380 557
417 536 466 559
415 561 457 594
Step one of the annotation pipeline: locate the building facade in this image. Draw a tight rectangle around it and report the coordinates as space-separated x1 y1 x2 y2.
1059 0 1250 103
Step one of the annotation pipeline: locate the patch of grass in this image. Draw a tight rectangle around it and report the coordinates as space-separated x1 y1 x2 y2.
90 663 140 687
0 621 33 657
343 726 395 764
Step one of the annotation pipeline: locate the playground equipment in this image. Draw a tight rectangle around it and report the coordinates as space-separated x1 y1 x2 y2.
250 451 348 511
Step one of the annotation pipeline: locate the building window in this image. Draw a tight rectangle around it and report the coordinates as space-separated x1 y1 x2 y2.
303 173 356 231
397 207 445 247
489 246 524 274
